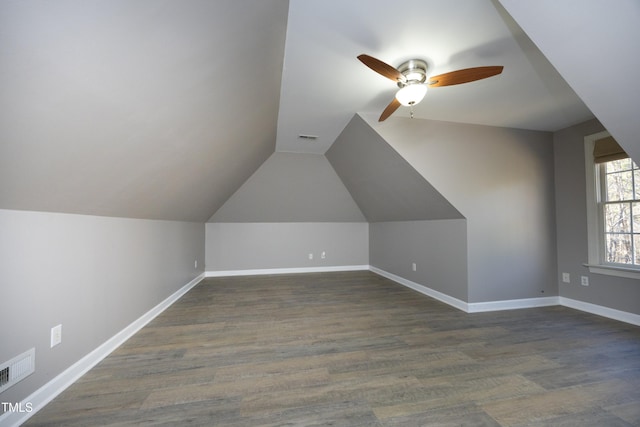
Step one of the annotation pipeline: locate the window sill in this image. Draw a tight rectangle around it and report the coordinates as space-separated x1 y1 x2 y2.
583 263 640 280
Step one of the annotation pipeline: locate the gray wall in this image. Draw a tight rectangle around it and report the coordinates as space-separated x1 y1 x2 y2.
366 114 557 303
0 209 204 406
207 152 368 272
209 152 365 222
370 220 468 301
206 222 369 271
326 115 463 222
554 119 640 315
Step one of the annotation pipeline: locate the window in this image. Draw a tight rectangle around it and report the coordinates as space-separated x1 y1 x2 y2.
585 131 640 279
599 157 640 266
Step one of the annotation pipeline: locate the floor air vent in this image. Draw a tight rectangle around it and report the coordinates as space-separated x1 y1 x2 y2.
0 348 35 394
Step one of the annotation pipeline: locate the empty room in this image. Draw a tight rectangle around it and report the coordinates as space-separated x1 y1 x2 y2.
1 1 639 426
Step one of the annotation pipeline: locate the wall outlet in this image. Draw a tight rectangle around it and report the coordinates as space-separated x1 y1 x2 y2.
412 263 417 272
321 251 326 259
308 253 313 260
562 272 570 283
581 276 589 286
51 324 62 348
194 260 198 269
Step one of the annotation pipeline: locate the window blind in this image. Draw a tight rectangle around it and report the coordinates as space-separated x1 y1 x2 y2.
593 136 628 163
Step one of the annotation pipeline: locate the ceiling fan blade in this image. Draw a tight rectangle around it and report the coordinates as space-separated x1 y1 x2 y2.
379 97 401 122
427 66 503 87
358 54 406 83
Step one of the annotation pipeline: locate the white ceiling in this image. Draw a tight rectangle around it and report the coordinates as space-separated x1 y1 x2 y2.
276 0 594 154
2 0 637 222
498 0 640 163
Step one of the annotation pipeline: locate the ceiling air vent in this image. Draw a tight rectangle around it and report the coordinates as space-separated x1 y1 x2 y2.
298 134 319 141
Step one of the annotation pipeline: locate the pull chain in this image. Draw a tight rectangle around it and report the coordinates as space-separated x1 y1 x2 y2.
410 103 415 119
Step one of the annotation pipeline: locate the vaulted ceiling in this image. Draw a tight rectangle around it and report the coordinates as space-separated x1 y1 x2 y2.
0 0 288 222
1 0 637 222
276 0 595 154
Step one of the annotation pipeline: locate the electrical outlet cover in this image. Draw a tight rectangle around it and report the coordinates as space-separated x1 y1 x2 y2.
51 324 62 348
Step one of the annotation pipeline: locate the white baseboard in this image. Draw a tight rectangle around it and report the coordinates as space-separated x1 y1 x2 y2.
368 268 556 313
560 297 640 326
1 273 205 427
205 265 370 277
5 270 638 426
369 266 469 312
467 296 560 313
369 267 640 325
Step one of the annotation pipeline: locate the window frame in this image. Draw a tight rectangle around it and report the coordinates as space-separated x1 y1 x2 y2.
584 131 640 279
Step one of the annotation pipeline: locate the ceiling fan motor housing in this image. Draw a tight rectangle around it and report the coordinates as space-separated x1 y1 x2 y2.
397 59 429 88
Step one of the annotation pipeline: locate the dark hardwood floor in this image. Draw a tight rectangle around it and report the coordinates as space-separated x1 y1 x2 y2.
25 271 640 426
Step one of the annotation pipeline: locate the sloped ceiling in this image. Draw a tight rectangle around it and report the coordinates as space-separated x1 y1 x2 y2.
276 0 594 154
1 0 634 223
209 152 365 222
497 0 640 164
326 115 463 222
0 0 288 222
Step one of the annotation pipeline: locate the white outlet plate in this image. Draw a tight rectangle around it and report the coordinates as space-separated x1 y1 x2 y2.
562 273 570 283
308 253 313 260
412 263 417 272
581 276 589 286
51 324 62 348
321 251 326 259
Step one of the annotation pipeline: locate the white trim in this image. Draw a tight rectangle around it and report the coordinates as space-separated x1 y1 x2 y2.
584 130 640 278
467 297 559 313
369 266 469 312
584 130 608 267
369 267 639 325
560 297 640 327
0 273 205 427
584 263 640 280
205 265 369 277
5 269 639 427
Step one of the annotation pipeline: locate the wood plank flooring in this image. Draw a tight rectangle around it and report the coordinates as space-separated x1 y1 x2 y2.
25 271 640 426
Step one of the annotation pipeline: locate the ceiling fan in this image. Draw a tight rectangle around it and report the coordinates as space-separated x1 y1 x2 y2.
358 54 504 122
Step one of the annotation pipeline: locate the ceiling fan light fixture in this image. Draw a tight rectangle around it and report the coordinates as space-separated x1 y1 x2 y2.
358 54 504 121
395 84 427 106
